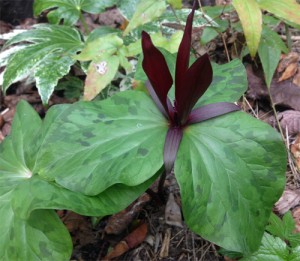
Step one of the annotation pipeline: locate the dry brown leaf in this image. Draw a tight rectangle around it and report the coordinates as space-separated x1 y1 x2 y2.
277 52 299 73
104 223 148 260
292 206 300 233
275 189 300 214
165 193 183 228
271 110 300 137
293 68 300 88
105 193 150 235
291 133 300 171
278 62 298 82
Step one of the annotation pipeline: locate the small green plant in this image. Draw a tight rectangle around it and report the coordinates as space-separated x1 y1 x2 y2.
0 2 287 259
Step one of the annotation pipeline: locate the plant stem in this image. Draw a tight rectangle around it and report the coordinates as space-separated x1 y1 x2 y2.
285 23 292 51
80 12 90 35
158 170 167 199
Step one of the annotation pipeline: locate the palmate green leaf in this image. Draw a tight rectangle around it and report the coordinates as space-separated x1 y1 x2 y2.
34 0 117 25
123 0 167 35
175 111 286 254
232 0 262 57
257 0 300 26
2 24 83 104
0 100 159 259
35 90 168 196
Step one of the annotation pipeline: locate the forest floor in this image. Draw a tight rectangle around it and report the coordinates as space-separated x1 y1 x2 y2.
1 1 300 260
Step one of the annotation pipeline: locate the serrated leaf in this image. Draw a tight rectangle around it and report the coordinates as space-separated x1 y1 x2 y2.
123 0 167 36
232 0 262 57
258 33 281 88
0 100 159 259
257 0 300 26
83 54 119 100
175 111 286 254
35 91 168 196
34 0 117 25
2 24 83 104
75 34 123 61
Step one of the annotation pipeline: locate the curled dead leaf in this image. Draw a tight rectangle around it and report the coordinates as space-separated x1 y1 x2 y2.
277 52 299 73
270 110 300 137
275 189 300 214
104 223 148 260
293 68 300 88
278 62 298 82
291 133 300 171
292 206 300 233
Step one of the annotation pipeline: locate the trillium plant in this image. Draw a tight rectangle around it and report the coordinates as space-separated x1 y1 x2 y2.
0 2 286 260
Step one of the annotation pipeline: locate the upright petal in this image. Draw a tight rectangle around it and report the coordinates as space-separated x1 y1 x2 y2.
175 1 196 94
142 31 173 115
176 54 213 125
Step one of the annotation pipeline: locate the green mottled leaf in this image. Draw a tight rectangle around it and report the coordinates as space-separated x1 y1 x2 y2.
2 24 83 104
118 0 141 20
83 54 119 100
257 0 300 26
0 100 159 259
196 59 247 106
35 91 168 195
34 0 117 25
233 0 262 57
123 0 167 35
175 112 286 254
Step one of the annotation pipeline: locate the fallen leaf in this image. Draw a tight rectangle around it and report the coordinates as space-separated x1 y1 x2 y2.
105 193 150 235
275 189 300 214
278 62 298 82
293 68 300 87
269 110 300 137
291 133 300 171
277 52 299 73
165 193 183 228
292 207 300 233
104 223 148 260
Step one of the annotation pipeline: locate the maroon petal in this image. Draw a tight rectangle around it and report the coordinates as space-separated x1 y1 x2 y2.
142 31 173 115
175 1 197 94
164 127 183 174
188 102 240 124
176 53 213 125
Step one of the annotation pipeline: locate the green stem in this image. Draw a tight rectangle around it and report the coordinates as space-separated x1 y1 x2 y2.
285 23 292 51
80 12 90 35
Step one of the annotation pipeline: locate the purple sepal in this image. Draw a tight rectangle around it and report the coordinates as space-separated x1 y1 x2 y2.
163 127 183 174
188 102 240 125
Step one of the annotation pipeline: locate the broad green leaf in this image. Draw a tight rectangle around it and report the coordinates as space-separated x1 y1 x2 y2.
75 34 123 61
0 100 159 259
261 26 288 54
118 0 141 20
2 24 83 104
258 32 282 88
34 0 117 25
83 54 120 100
175 112 286 254
123 0 167 35
166 0 182 9
257 0 300 26
232 0 262 57
197 59 247 106
35 91 168 195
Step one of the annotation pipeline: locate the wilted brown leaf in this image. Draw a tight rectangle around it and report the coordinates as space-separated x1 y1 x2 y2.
278 62 298 82
292 206 300 233
277 52 299 73
275 189 300 214
293 68 300 88
104 223 148 260
105 193 150 235
291 133 300 171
